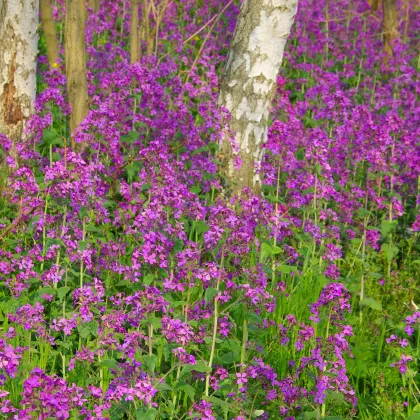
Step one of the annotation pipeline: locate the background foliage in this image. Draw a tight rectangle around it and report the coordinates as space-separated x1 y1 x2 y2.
0 0 419 419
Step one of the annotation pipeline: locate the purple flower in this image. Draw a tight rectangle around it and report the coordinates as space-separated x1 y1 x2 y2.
172 347 196 365
390 354 413 374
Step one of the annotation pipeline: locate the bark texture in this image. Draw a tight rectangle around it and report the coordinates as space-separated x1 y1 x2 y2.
218 0 298 191
65 0 88 141
367 0 381 11
0 0 39 149
88 0 100 13
130 0 140 63
143 0 150 54
40 0 59 65
382 0 399 57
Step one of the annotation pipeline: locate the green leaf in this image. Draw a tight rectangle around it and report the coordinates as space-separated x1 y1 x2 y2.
217 351 239 365
357 207 370 218
220 338 241 353
136 407 158 420
42 128 62 146
404 368 417 379
247 312 263 324
57 286 70 301
193 220 210 235
380 219 397 238
174 238 184 252
298 411 317 419
368 272 383 279
204 287 218 303
279 265 298 274
55 340 71 350
126 161 142 181
39 287 56 296
381 243 399 262
143 273 155 286
143 354 157 374
190 185 201 194
176 383 195 401
180 361 210 378
99 359 118 369
208 396 229 415
260 243 281 261
121 131 140 144
295 148 305 161
86 224 103 234
79 240 89 251
155 382 172 391
407 414 420 420
77 321 99 339
77 324 91 339
360 297 382 311
326 390 345 403
27 215 41 233
191 146 208 155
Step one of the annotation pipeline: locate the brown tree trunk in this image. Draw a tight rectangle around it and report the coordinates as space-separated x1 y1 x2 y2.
0 0 39 154
367 0 381 12
382 0 399 58
65 0 88 145
143 0 153 56
218 0 298 192
403 0 410 44
130 0 140 63
40 0 59 66
88 0 100 14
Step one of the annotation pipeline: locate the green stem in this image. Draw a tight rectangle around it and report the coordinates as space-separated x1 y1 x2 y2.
148 323 153 356
40 195 49 273
240 318 248 367
98 352 104 390
80 218 86 289
62 352 66 380
171 364 182 418
321 309 332 417
205 277 220 397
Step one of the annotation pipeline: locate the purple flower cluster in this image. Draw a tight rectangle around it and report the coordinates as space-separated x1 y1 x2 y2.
0 0 418 418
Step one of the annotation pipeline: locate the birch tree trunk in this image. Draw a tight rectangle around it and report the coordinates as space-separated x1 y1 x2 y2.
130 0 140 63
40 0 59 66
218 0 298 192
0 0 39 151
65 0 88 144
382 0 399 58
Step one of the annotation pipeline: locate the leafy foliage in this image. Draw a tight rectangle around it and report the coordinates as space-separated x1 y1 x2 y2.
0 0 419 419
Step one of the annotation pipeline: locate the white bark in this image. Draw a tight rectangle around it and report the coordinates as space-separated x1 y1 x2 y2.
218 0 298 191
0 0 39 147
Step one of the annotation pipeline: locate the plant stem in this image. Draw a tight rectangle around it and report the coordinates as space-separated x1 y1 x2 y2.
148 323 153 355
240 318 248 367
205 276 221 397
80 217 86 289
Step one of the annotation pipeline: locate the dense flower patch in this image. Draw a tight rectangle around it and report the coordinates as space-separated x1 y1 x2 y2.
0 0 419 418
